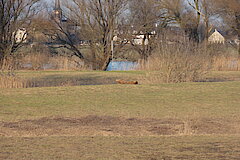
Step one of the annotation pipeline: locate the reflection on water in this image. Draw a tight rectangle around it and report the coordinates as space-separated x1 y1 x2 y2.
22 61 138 71
107 61 138 71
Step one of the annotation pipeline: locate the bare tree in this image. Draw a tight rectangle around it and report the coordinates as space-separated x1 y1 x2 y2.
127 0 158 60
0 0 41 68
46 0 127 70
127 0 184 60
160 0 184 24
182 0 202 42
44 18 85 59
176 0 216 43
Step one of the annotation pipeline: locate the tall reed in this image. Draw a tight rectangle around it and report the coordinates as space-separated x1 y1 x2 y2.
139 43 210 83
0 72 27 88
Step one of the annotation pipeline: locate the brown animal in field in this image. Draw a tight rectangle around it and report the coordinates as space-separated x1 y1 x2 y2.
116 79 138 85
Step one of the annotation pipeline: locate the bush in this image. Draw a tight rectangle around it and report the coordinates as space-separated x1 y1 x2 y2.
140 43 210 83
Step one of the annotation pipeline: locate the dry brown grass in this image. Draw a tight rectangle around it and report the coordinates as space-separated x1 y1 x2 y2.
9 44 90 71
20 54 89 71
0 56 21 71
211 56 240 71
139 43 210 83
21 52 50 70
0 72 27 88
1 135 240 160
1 115 239 137
48 55 89 71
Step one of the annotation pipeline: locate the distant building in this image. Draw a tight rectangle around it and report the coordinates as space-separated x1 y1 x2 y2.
132 31 157 45
208 29 225 44
133 35 149 45
15 28 27 43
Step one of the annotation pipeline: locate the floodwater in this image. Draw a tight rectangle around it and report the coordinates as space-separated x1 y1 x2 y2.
107 61 138 71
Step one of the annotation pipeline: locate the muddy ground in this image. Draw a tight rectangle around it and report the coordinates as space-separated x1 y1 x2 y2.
1 115 239 137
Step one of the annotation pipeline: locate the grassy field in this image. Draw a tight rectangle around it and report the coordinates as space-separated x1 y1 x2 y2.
0 71 240 159
1 136 240 160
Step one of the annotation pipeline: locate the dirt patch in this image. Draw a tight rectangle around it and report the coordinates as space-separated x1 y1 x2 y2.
0 116 239 137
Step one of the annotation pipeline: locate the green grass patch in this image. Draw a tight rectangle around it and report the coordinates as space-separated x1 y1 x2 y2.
1 71 240 159
0 81 240 121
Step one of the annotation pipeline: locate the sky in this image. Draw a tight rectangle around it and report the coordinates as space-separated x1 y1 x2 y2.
43 0 222 25
43 0 53 6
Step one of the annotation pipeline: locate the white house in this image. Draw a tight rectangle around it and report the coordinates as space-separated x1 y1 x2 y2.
208 29 225 44
133 35 149 45
15 28 27 43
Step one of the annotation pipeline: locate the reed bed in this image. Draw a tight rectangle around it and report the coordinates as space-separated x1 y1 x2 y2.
0 73 27 89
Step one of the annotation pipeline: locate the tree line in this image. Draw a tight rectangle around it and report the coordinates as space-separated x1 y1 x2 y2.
0 0 239 70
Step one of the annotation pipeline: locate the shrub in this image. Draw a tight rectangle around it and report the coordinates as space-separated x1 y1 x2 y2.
140 43 210 83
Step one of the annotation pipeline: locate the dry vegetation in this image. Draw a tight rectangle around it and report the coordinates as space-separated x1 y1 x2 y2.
1 41 239 88
0 72 27 89
212 56 240 71
1 136 240 160
136 41 239 84
1 116 240 137
139 43 210 83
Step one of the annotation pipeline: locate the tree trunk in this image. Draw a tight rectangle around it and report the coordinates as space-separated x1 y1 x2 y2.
0 48 11 70
236 12 240 56
195 0 201 43
237 20 240 56
141 50 148 61
238 35 240 57
0 51 4 68
101 55 112 71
